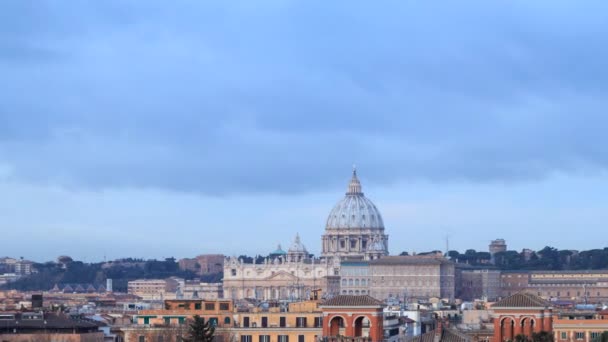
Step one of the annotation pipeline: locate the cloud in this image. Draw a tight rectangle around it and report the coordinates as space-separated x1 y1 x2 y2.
1 1 608 195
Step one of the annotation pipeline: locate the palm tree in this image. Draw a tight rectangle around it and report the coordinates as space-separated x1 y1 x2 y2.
182 315 215 342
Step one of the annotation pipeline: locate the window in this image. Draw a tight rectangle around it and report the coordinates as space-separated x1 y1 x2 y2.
259 336 270 342
351 240 357 248
139 336 145 342
243 317 250 328
195 303 202 310
342 279 347 286
205 303 215 310
280 317 286 328
561 332 567 340
231 269 237 276
575 332 584 340
298 335 305 342
241 336 252 342
592 332 600 340
340 240 345 248
220 303 230 310
224 317 231 325
314 317 322 328
296 317 307 328
278 336 289 342
261 316 268 328
164 317 171 325
157 336 164 342
209 318 218 327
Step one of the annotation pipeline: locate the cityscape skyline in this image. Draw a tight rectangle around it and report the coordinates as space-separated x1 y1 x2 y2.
2 2 608 261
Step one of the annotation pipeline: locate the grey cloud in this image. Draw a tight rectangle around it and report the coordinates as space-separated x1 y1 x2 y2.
1 1 608 194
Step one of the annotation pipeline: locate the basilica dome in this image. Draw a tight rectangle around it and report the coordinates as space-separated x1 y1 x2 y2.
325 169 385 230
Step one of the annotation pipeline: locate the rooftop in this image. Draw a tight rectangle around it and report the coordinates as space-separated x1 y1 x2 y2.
321 295 384 307
492 292 552 309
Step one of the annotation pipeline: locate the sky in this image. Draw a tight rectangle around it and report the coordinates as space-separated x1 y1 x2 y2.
1 1 608 262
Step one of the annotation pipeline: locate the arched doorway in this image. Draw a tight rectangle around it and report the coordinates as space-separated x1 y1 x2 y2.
520 317 535 337
329 316 345 336
501 317 515 341
353 316 371 337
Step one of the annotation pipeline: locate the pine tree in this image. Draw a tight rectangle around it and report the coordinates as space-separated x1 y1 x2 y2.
182 315 215 342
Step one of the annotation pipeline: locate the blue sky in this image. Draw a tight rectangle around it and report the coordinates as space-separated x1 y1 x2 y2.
1 1 608 262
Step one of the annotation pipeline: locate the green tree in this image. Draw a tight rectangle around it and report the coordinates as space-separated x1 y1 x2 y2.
592 331 608 342
183 315 214 342
514 334 530 342
531 331 554 342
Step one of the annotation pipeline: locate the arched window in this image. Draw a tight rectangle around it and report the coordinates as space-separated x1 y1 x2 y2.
224 317 231 325
349 279 354 286
342 279 347 286
355 279 360 286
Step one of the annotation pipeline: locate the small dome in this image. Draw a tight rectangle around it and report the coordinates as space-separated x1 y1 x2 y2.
326 169 385 230
288 233 308 254
270 244 287 256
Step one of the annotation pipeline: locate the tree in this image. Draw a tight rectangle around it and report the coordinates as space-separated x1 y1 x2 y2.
514 334 530 342
183 315 214 342
531 331 554 342
592 331 608 342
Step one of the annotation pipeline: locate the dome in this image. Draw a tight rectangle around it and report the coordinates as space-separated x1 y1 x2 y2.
270 244 287 256
325 169 385 230
288 233 308 254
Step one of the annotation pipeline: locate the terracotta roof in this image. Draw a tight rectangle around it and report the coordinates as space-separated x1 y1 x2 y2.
441 328 471 342
321 295 385 307
492 292 552 308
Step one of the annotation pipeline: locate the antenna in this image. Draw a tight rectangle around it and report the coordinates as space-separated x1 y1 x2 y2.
445 235 450 255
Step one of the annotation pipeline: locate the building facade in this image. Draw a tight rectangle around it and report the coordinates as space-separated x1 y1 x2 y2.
128 278 183 301
500 270 608 303
368 256 455 302
222 241 341 301
458 269 501 301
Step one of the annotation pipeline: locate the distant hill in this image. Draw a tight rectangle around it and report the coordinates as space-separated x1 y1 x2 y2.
2 258 221 292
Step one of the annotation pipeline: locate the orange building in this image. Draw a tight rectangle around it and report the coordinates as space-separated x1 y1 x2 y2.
320 295 385 342
553 310 608 342
492 292 553 342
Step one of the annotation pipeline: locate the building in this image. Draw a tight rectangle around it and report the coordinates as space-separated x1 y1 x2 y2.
182 281 223 299
553 310 608 342
458 269 501 301
128 278 183 301
500 270 608 303
320 295 386 342
368 256 455 302
491 292 554 342
321 169 388 261
340 261 372 296
489 239 507 256
0 311 104 342
179 254 224 276
223 235 341 301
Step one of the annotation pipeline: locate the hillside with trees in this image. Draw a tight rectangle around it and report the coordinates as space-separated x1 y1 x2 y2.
1 257 220 292
446 246 608 270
